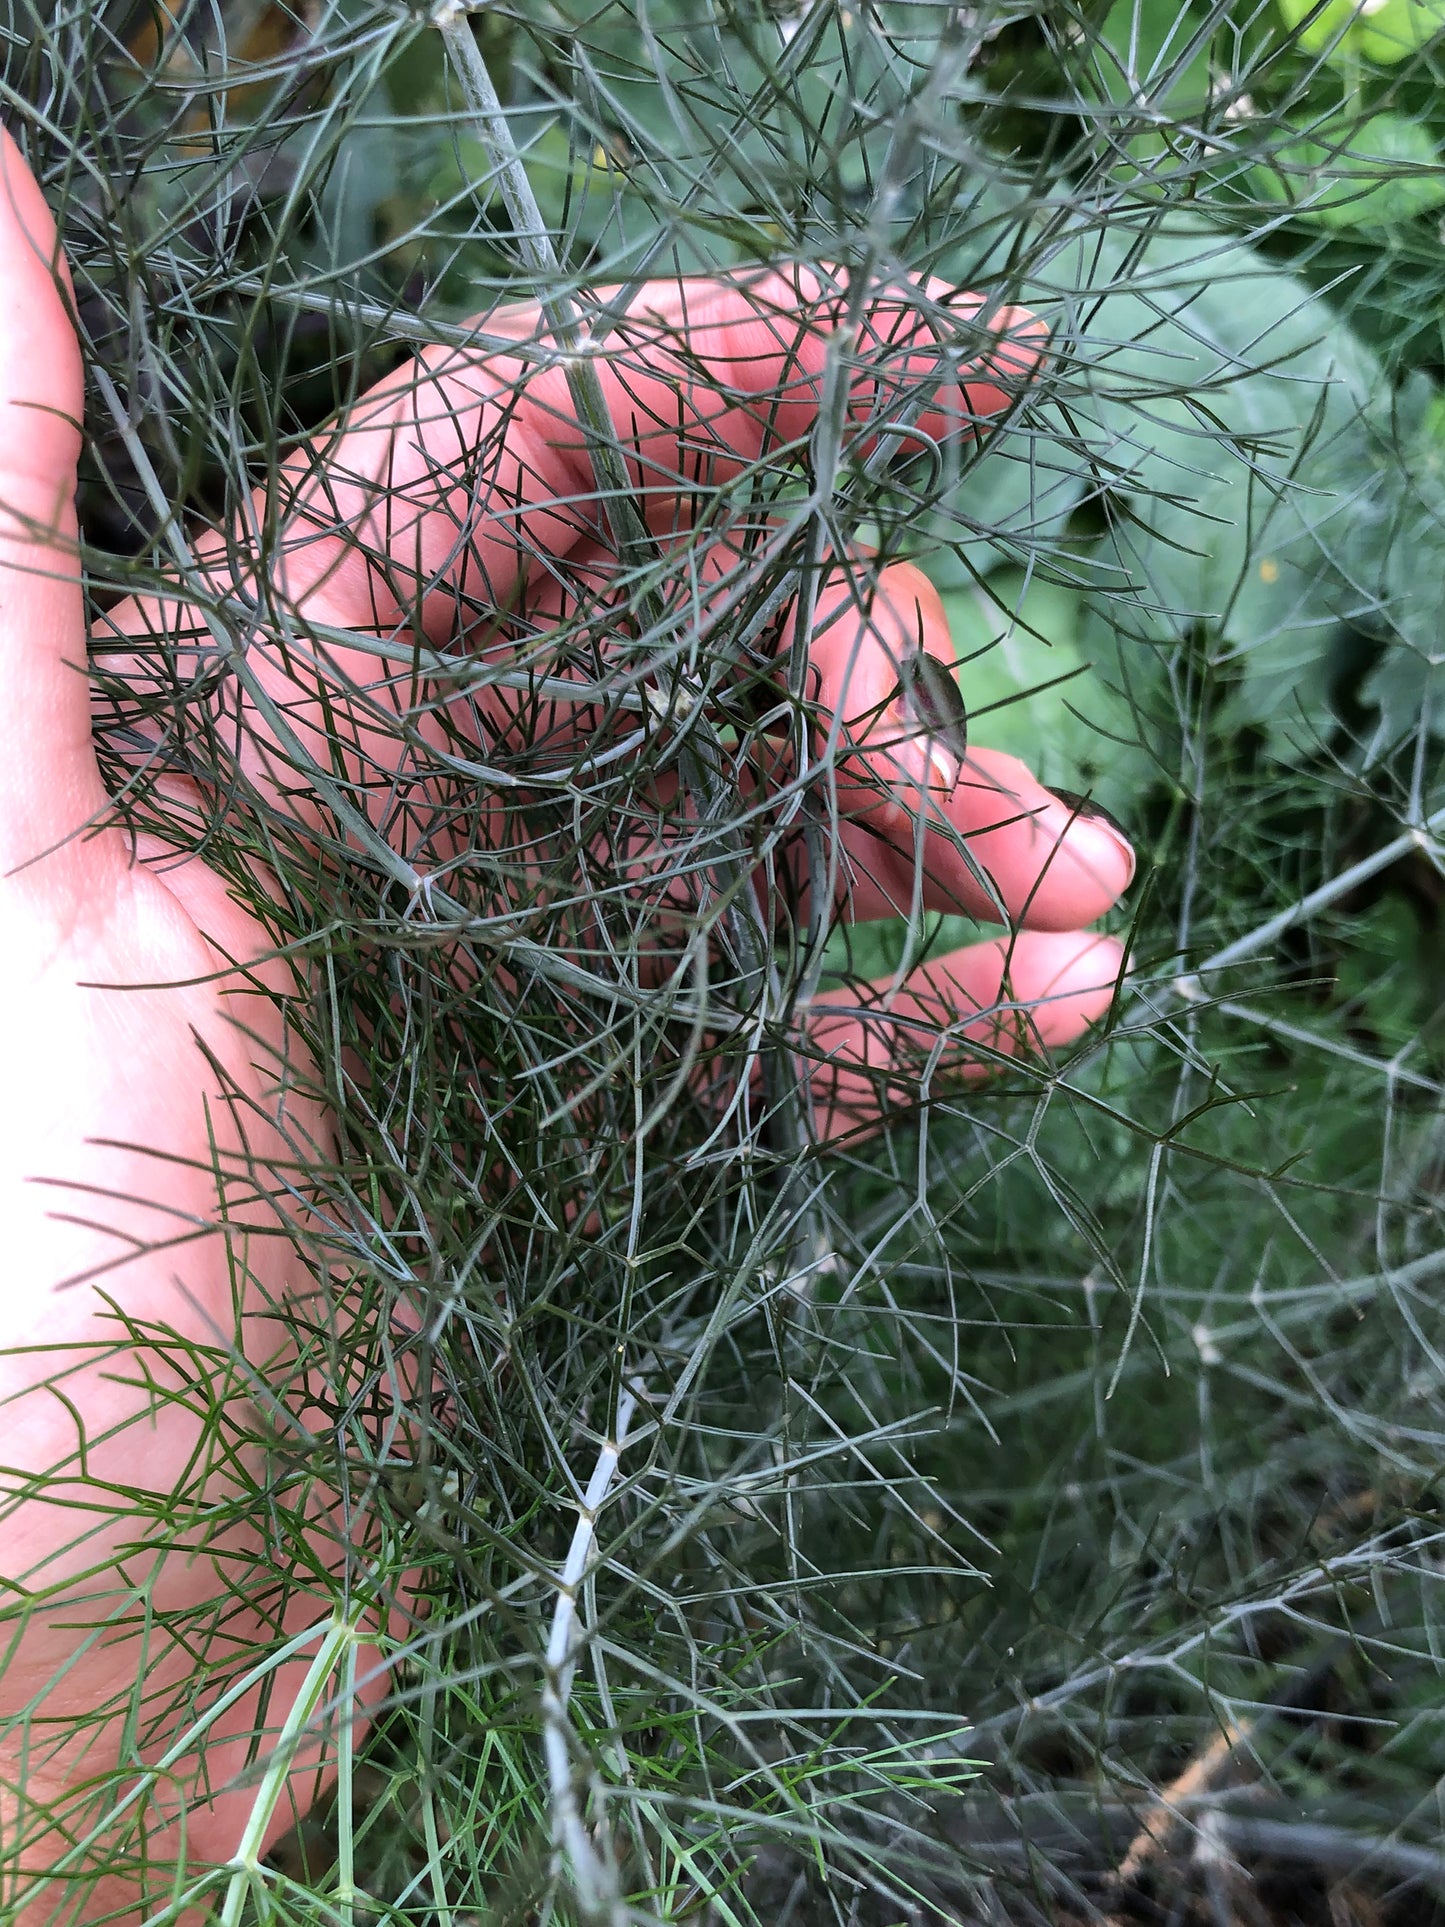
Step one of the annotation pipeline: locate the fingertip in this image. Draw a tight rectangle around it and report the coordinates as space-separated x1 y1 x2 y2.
930 748 1136 930
1024 776 1137 912
800 927 1126 1142
997 929 1127 1044
904 927 1126 1058
910 288 1050 429
1040 785 1136 889
778 270 1046 446
799 569 1136 932
989 302 1052 373
804 559 969 833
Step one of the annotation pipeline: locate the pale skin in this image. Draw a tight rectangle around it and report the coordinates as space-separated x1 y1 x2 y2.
0 126 1133 1922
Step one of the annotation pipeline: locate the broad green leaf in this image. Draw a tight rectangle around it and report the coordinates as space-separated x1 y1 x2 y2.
1353 397 1445 750
1276 0 1445 64
1252 113 1445 229
939 569 1160 817
1032 216 1389 755
925 420 1089 580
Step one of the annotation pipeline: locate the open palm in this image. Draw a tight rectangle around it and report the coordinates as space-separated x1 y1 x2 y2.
0 126 1131 1923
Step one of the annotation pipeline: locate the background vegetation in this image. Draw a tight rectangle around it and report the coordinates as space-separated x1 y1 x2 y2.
7 0 1445 1919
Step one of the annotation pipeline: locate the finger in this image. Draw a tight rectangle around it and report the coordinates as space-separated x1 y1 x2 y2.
493 543 1127 960
94 275 1046 834
801 930 1125 1141
473 542 1134 946
453 540 1131 1002
804 560 1135 930
0 128 109 889
272 270 1048 635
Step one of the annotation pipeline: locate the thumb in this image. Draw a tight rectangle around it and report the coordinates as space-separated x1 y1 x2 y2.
0 127 107 890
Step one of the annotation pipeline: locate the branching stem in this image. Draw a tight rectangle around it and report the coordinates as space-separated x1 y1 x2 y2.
1176 796 1445 996
539 1387 640 1924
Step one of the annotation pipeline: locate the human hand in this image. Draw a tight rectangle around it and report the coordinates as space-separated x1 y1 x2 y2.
0 121 1130 1922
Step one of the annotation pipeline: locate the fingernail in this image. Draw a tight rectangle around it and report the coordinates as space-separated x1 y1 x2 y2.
1045 786 1136 886
1045 786 1129 841
921 736 964 795
891 732 963 799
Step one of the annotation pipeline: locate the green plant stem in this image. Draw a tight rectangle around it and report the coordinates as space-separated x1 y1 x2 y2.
1175 795 1445 993
216 1610 373 1927
538 1386 640 1924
